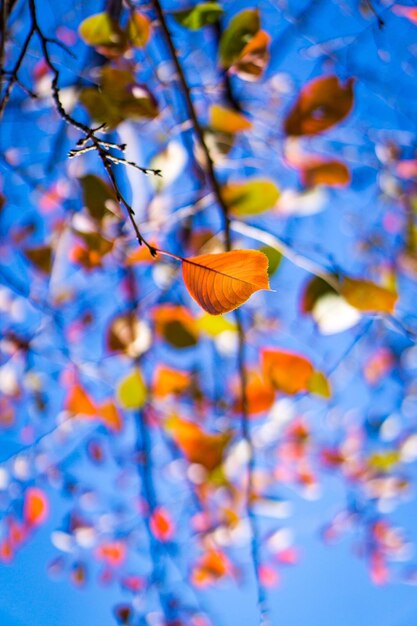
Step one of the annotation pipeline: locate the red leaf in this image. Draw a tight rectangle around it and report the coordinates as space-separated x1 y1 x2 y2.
150 507 174 542
24 487 49 527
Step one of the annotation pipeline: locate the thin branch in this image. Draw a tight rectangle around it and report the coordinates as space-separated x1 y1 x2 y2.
0 25 34 117
104 153 162 177
230 220 340 291
152 0 232 249
235 308 269 626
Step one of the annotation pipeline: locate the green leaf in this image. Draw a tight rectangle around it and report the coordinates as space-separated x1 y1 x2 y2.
219 9 260 68
117 368 147 409
260 246 282 277
80 174 117 221
173 2 224 30
222 179 280 216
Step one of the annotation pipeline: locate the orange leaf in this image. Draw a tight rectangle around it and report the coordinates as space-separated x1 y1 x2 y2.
95 541 126 567
167 416 232 471
232 30 270 81
393 5 417 24
98 400 123 432
153 366 190 399
284 75 354 136
24 487 49 527
65 384 97 417
300 158 351 188
182 250 270 315
234 370 275 415
126 243 157 265
0 539 13 563
262 349 314 395
192 549 231 586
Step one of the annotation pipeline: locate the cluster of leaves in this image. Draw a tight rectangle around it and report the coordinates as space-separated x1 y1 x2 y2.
2 1 417 625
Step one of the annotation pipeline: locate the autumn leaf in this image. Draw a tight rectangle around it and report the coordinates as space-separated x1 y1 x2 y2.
79 67 158 129
299 158 351 188
78 12 127 58
233 370 275 415
262 349 330 397
166 416 232 471
209 104 252 134
65 383 97 417
65 384 123 431
192 549 232 586
222 179 280 216
153 366 190 399
98 401 123 432
24 245 53 274
80 174 117 222
219 9 260 68
231 30 270 81
149 507 174 542
116 368 147 409
24 487 49 527
173 2 224 30
126 243 157 265
95 541 126 567
392 5 417 24
127 11 151 47
182 250 270 315
284 75 354 136
153 305 199 348
341 277 398 314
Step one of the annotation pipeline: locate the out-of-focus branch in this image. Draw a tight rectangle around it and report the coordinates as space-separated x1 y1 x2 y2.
151 2 268 622
231 220 340 291
152 0 232 249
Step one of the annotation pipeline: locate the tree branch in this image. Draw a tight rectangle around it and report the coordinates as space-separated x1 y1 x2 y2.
151 3 268 622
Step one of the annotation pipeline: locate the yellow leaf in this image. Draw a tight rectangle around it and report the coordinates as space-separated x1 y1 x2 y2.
222 179 280 216
341 278 398 314
116 368 147 409
182 250 270 315
209 105 252 133
127 11 151 47
197 313 236 336
78 12 127 58
308 370 331 398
